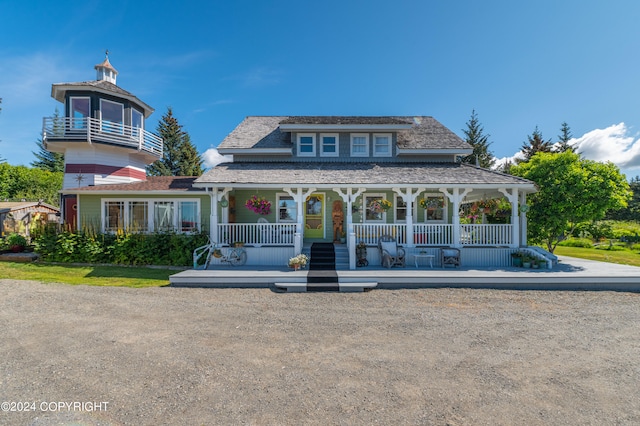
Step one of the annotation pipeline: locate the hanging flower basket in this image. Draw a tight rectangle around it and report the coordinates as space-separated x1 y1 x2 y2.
245 195 271 215
419 198 444 209
369 199 391 213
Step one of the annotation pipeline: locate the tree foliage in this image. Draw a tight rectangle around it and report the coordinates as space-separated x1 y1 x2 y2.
555 121 574 153
0 163 63 206
31 108 65 172
519 126 553 162
606 175 640 221
511 151 631 252
147 107 203 176
461 109 495 168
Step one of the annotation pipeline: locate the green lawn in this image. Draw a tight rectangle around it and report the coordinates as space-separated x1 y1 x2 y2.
0 262 176 287
554 246 640 267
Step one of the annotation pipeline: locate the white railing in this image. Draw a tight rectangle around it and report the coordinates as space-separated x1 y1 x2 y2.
413 224 453 245
460 224 512 246
353 223 512 247
42 117 163 157
218 223 297 246
353 224 407 245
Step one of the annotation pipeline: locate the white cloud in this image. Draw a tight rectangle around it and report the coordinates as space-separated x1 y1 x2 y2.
202 148 232 169
495 123 640 178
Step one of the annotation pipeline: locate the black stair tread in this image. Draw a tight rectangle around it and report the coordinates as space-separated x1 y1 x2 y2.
307 243 338 287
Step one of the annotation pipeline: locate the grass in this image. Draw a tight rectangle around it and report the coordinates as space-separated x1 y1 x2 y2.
0 262 176 287
554 246 640 267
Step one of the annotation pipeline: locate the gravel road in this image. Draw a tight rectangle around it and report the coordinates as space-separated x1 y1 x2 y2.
1 279 639 425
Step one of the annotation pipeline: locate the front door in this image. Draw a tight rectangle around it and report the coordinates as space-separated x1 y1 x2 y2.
304 193 324 239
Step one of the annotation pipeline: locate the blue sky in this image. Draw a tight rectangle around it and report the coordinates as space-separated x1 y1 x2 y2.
1 0 639 178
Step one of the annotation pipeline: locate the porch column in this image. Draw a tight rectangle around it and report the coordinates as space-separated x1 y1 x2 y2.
441 188 471 248
285 187 316 254
209 187 218 243
334 187 365 270
393 187 425 247
520 192 528 246
499 188 520 248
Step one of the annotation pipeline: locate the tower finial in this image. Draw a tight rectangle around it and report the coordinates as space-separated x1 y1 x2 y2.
105 49 109 58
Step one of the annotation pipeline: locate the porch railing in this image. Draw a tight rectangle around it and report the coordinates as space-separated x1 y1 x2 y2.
217 223 296 246
354 223 512 246
460 224 512 246
353 224 407 245
42 117 163 158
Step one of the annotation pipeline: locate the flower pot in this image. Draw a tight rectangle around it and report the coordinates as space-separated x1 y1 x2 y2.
512 257 523 267
11 245 25 253
522 262 531 268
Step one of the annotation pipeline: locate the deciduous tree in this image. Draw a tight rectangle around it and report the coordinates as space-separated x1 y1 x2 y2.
511 151 631 252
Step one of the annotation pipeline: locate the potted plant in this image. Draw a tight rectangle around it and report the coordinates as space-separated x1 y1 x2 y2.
245 195 271 215
288 253 308 270
340 231 346 244
6 233 27 253
511 251 524 267
522 256 532 268
233 241 245 248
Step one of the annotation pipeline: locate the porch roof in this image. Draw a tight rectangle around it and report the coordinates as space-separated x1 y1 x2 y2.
194 162 536 190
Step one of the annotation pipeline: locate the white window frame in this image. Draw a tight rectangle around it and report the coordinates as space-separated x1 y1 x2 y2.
99 99 124 134
320 133 339 157
363 193 387 223
101 198 201 233
297 133 316 157
422 193 447 223
394 195 408 223
69 96 90 129
373 133 392 157
350 133 369 157
277 194 297 223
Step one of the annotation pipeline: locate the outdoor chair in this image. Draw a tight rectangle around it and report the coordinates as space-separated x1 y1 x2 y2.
441 248 461 268
377 235 406 268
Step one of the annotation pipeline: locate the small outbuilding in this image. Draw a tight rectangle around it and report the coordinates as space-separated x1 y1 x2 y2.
0 201 60 239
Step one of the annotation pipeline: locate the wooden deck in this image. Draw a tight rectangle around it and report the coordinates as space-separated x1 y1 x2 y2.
169 256 640 292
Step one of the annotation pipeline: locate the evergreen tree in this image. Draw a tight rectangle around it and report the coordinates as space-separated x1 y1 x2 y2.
32 109 65 172
147 107 203 176
0 97 4 163
555 121 574 153
460 109 495 169
519 126 553 162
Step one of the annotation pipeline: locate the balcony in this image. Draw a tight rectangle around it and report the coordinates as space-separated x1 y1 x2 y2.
42 117 163 159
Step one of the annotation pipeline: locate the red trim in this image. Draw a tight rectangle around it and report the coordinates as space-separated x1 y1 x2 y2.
65 164 146 180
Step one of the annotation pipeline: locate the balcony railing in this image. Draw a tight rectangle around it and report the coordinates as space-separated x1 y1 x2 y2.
42 117 163 158
355 223 512 246
218 223 297 246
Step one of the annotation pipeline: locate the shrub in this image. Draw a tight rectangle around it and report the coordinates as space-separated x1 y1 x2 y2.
557 238 594 248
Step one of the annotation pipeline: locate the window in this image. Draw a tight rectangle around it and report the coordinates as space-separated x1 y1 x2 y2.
70 97 90 129
373 133 392 157
128 201 148 232
105 201 124 232
100 99 124 134
364 194 387 222
423 194 446 222
278 195 296 222
154 201 175 231
297 133 316 156
320 133 339 157
395 196 407 222
179 201 198 232
131 108 143 137
350 133 369 157
102 199 200 233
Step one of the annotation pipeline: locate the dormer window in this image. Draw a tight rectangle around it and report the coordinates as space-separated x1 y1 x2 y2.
350 133 369 157
297 133 316 156
373 133 392 157
320 133 339 157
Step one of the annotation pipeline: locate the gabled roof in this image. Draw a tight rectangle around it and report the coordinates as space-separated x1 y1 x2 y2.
217 116 471 153
194 162 535 191
62 176 205 194
0 201 59 213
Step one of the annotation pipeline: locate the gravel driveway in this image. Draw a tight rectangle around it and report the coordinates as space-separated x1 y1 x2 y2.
1 279 639 425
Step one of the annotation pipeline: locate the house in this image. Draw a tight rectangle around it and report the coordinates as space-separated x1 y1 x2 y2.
0 201 60 238
44 56 538 270
192 116 537 269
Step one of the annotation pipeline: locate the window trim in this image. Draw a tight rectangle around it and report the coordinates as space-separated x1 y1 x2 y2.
363 193 387 223
373 133 392 157
394 195 408 223
101 198 201 233
69 96 90 129
277 194 297 223
350 133 369 157
297 133 316 157
320 133 339 157
422 193 447 223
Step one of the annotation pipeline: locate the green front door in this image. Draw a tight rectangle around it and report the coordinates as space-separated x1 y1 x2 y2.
304 193 324 239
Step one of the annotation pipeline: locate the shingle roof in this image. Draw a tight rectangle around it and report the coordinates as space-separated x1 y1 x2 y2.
195 162 534 188
67 176 205 192
218 116 470 151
